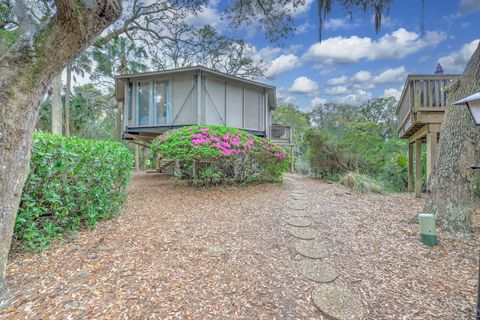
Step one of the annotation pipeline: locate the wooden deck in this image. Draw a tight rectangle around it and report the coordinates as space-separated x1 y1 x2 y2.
396 74 461 197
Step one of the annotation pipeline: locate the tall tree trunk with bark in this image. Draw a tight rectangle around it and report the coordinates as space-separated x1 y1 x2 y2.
65 66 72 136
51 74 63 135
423 44 480 232
0 0 121 294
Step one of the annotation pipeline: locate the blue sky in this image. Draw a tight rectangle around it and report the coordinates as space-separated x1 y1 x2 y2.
192 0 480 110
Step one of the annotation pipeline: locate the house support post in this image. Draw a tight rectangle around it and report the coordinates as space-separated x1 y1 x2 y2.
408 142 414 192
134 145 140 171
415 139 422 198
142 146 148 171
426 127 438 183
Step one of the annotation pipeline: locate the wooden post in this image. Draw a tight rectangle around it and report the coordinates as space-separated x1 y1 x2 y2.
142 146 147 171
134 145 140 171
415 139 422 198
426 130 438 182
408 142 414 192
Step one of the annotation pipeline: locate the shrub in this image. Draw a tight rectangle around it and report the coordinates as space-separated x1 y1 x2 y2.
339 172 384 194
14 132 133 251
150 125 289 186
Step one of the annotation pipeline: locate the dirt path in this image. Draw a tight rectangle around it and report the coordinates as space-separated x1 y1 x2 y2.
1 173 478 319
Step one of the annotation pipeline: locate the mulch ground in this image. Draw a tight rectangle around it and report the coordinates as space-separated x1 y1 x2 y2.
0 173 478 319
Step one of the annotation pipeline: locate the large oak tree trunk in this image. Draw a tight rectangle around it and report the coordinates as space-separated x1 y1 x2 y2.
51 74 63 135
423 44 480 232
0 0 121 294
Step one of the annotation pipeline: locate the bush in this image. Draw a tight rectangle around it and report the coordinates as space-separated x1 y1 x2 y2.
14 132 133 250
339 172 384 194
151 125 290 186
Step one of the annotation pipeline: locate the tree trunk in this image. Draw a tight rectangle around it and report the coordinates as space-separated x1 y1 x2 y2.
0 0 121 294
65 66 72 136
423 44 480 232
51 74 63 135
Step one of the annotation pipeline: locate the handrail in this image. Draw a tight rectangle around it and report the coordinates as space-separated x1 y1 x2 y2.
270 125 292 143
396 74 460 133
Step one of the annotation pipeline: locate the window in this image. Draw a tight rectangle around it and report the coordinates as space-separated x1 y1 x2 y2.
134 79 171 126
154 81 168 125
136 81 151 125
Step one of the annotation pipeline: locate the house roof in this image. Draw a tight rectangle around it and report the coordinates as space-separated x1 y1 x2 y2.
115 66 276 108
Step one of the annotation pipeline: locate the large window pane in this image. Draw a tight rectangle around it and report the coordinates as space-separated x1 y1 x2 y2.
137 82 151 125
155 81 168 125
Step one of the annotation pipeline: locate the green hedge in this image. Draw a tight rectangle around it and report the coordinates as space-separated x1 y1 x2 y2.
151 125 290 186
14 132 133 251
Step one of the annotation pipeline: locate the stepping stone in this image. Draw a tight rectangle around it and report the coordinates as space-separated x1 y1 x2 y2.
286 217 312 227
312 284 366 320
294 240 328 259
289 227 317 239
288 203 307 210
292 190 306 194
292 195 307 200
288 211 309 218
298 259 338 283
289 202 307 209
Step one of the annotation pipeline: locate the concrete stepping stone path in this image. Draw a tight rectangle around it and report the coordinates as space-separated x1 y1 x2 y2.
286 217 312 227
312 284 366 320
294 240 328 259
298 259 338 283
289 227 317 239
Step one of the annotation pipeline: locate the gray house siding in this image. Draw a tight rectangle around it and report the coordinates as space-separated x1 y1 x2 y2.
116 67 275 138
172 74 196 125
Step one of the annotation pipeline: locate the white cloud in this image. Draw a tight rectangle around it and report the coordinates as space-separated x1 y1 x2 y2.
326 66 407 92
325 86 349 95
372 66 407 84
288 0 315 17
327 75 349 85
352 70 372 83
304 28 447 64
311 97 326 107
266 54 301 78
383 88 402 100
187 0 224 28
324 17 351 30
335 90 372 105
277 88 297 104
257 46 282 61
438 39 480 72
289 76 319 94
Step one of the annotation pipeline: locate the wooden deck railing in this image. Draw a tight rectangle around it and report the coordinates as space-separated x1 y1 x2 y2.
396 74 461 138
270 125 293 144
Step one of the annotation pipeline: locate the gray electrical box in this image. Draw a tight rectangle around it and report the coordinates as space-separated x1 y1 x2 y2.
419 213 438 246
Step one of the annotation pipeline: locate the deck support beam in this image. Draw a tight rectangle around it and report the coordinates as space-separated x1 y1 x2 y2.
415 139 422 198
426 127 438 183
408 143 414 192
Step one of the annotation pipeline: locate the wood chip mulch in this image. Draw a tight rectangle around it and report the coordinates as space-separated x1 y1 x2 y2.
0 173 478 319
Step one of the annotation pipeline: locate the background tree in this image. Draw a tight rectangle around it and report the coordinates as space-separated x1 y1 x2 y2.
91 36 148 140
64 52 93 137
149 24 265 79
51 74 63 135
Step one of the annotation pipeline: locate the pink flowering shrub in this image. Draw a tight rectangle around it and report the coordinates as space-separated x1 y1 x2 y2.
151 125 289 185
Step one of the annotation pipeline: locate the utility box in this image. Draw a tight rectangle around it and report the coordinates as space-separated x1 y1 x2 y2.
419 213 438 246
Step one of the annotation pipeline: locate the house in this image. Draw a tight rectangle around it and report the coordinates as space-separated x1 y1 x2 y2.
114 66 292 147
396 73 461 197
